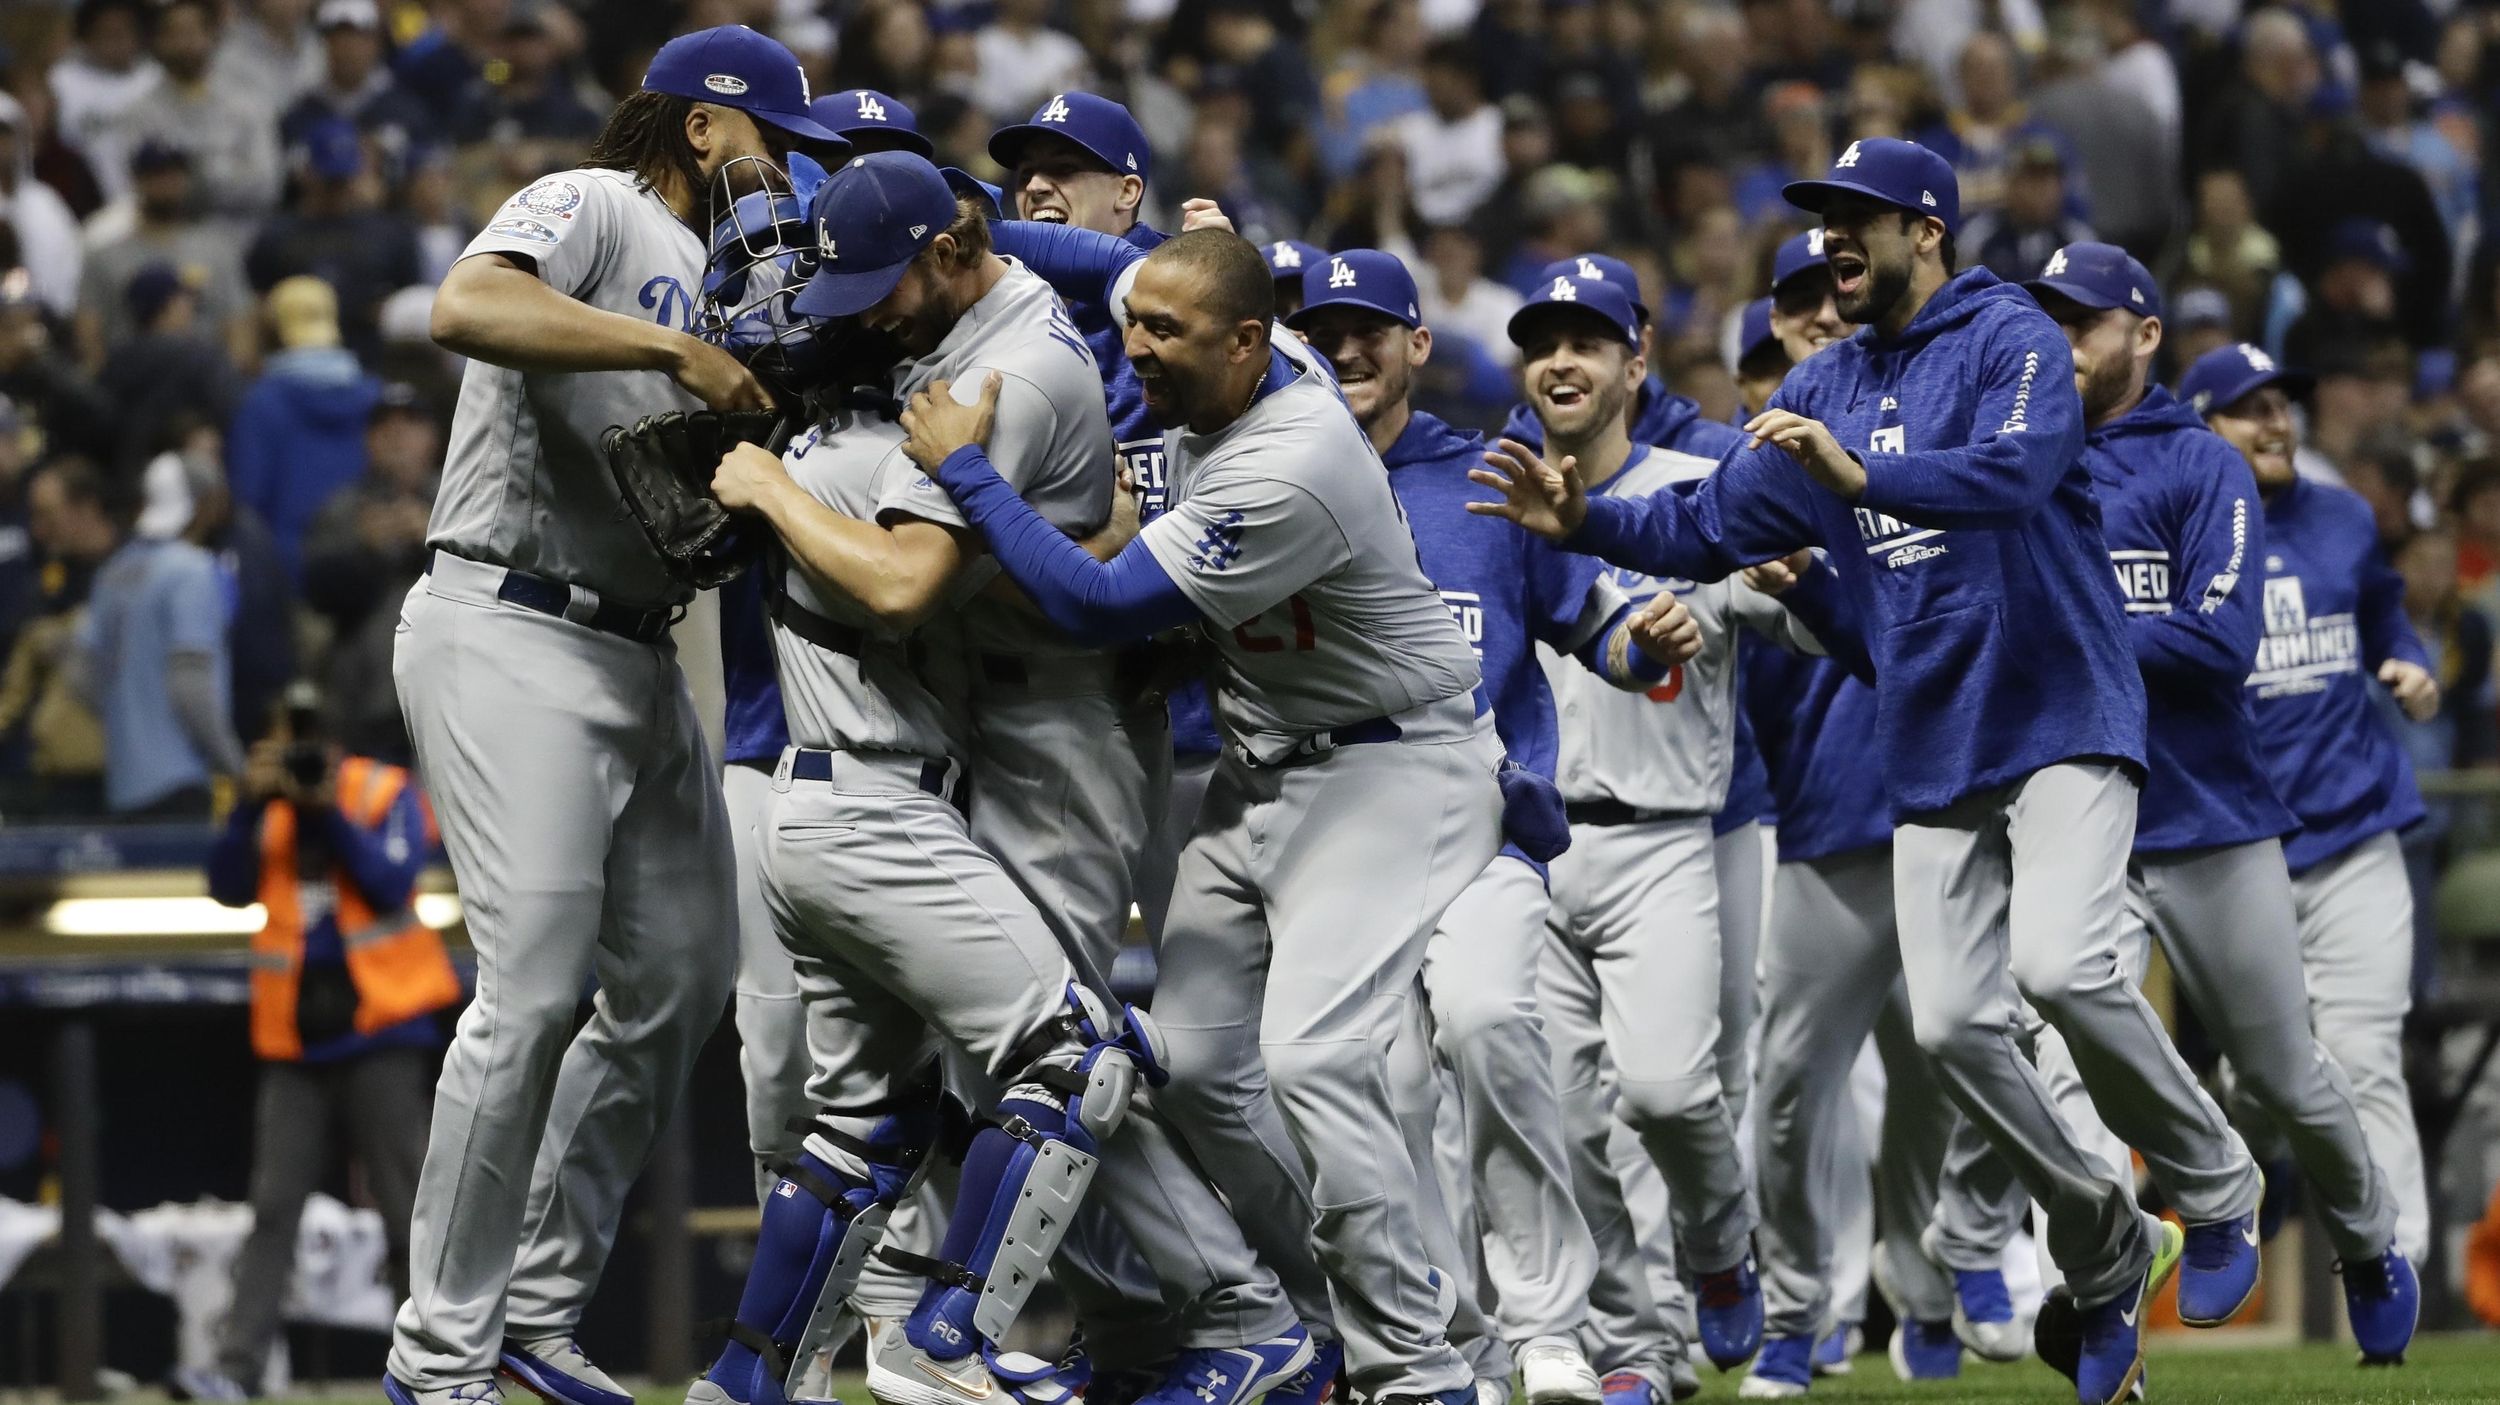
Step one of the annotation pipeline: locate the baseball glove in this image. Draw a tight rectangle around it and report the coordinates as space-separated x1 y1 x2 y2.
603 408 785 589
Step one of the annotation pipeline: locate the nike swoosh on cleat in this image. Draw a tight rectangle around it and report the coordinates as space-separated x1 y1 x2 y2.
2241 1223 2260 1247
2119 1299 2139 1329
914 1360 995 1400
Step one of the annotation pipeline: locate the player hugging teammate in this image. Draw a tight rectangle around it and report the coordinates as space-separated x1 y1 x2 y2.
399 56 2432 1405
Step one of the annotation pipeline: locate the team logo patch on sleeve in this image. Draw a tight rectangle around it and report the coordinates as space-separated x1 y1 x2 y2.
487 216 561 244
1187 511 1246 573
513 177 584 219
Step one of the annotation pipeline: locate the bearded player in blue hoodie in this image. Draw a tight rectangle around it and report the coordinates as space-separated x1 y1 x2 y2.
2185 338 2439 1307
1996 248 2418 1375
1284 246 1692 1405
1472 139 2260 1405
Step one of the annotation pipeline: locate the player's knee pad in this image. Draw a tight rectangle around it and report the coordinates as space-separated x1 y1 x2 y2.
892 985 1164 1349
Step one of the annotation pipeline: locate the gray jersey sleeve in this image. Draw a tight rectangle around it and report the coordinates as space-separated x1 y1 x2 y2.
875 373 1063 530
1137 465 1353 630
461 173 619 295
1731 577 1828 657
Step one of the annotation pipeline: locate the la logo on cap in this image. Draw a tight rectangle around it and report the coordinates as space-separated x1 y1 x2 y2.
857 92 887 120
2244 346 2275 372
1328 257 1357 289
818 222 837 262
1549 276 1578 301
705 73 748 96
1039 94 1071 123
1576 257 1604 280
1272 242 1302 268
2044 248 2069 277
1836 140 1863 169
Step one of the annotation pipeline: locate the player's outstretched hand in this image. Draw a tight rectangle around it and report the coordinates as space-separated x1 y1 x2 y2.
1627 592 1702 668
712 441 792 512
1469 438 1587 539
1179 198 1234 234
1741 549 1815 596
901 373 1003 475
1745 409 1864 498
672 334 776 412
2379 658 2441 722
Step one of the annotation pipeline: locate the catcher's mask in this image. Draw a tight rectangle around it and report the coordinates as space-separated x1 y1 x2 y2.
696 157 828 399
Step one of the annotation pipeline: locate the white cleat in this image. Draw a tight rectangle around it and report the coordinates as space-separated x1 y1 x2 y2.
1476 1379 1510 1405
1517 1337 1601 1405
1733 1376 1805 1400
1948 1307 2029 1365
864 1317 1001 1405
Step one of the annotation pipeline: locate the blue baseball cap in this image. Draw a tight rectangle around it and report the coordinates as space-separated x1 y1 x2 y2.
1771 228 1830 292
1735 297 1781 369
2326 217 2409 275
942 166 1003 220
1784 137 1960 233
793 152 960 318
1285 248 1419 329
302 115 364 180
1507 273 1640 348
1539 253 1647 325
1265 239 1327 282
2024 241 2163 319
643 26 839 144
811 89 933 157
2178 342 2312 417
989 92 1152 187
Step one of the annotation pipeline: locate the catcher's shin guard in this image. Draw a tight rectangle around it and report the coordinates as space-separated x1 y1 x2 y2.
893 985 1169 1358
705 1092 940 1404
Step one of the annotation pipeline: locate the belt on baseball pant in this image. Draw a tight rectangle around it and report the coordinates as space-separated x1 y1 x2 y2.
769 589 867 657
425 551 677 643
777 745 967 813
974 650 1123 695
1238 685 1492 768
1563 798 1691 826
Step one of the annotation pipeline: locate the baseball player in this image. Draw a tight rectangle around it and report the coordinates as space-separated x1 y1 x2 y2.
1287 247 1695 1405
381 29 834 1405
1472 139 2265 1405
684 153 1316 1405
810 89 936 157
1267 239 1326 319
1731 246 2010 1397
2189 338 2434 1305
914 220 1627 1405
2004 256 2418 1382
1490 271 1847 1387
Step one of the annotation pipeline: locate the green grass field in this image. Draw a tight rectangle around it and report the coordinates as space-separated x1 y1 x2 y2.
266 1337 2500 1405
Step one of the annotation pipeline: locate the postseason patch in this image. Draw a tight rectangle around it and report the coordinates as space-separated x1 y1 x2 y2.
513 177 584 219
487 215 561 245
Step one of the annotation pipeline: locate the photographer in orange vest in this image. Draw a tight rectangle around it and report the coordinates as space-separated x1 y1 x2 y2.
178 681 460 1401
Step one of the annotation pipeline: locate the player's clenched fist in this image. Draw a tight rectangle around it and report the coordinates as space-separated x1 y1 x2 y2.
1744 408 1865 498
901 372 1003 473
1469 437 1587 539
1626 591 1702 668
712 440 793 512
2379 658 2440 722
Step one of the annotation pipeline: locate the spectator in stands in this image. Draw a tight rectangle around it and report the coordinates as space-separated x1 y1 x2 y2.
1177 104 1282 241
0 268 111 468
1467 0 1550 104
1318 0 1427 183
45 457 240 816
2356 39 2477 257
1645 5 1765 209
211 0 322 119
1731 81 1832 226
830 0 934 99
0 95 82 321
1549 69 1636 197
1398 39 1503 227
143 419 295 749
2450 460 2500 627
280 0 437 185
2029 12 2176 258
2302 336 2416 485
177 678 450 1402
245 119 422 363
2284 219 2408 370
1960 137 2095 284
2168 287 2237 371
226 277 377 583
113 0 284 225
2088 0 2182 145
75 140 255 373
1496 162 1607 295
48 0 161 206
1417 223 1521 369
302 382 436 766
1918 31 2070 223
1200 0 1319 177
4 452 107 817
974 0 1092 122
7 74 106 223
1749 0 1854 92
1464 95 1551 271
452 12 603 148
0 396 32 659
2270 101 2453 353
2193 7 2319 213
95 264 242 478
2456 346 2500 462
393 0 504 127
2178 168 2288 345
2389 523 2496 999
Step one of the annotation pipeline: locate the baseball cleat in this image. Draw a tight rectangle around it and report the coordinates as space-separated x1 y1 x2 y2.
1735 1336 1810 1398
1473 1380 1507 1405
1517 1335 1600 1405
1810 1325 1856 1377
686 1380 841 1405
1264 1336 1341 1405
1129 1330 1315 1405
385 1380 505 1405
501 1339 632 1405
1691 1253 1765 1370
863 1316 1000 1405
2340 1248 2419 1365
2073 1220 2182 1405
984 1347 1086 1405
1949 1267 2027 1362
2177 1212 2261 1326
1886 1321 1960 1382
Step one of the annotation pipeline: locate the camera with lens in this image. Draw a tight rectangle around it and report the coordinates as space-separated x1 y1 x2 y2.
281 684 330 792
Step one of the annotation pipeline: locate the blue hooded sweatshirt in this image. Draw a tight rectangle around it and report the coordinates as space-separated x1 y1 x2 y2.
226 346 379 582
2245 475 2429 872
1567 268 2144 818
1744 646 1891 862
1502 377 1745 463
2087 386 2296 853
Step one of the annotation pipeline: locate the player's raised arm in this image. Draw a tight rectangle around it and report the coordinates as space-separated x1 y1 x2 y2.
1844 314 2084 530
989 219 1151 310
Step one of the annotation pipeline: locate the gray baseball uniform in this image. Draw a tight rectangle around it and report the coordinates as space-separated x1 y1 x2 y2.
389 168 739 1388
1135 341 1503 1400
2014 840 2396 1265
760 390 1295 1352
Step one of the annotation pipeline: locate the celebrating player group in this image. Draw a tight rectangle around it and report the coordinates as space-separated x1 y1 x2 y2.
381 26 2433 1405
